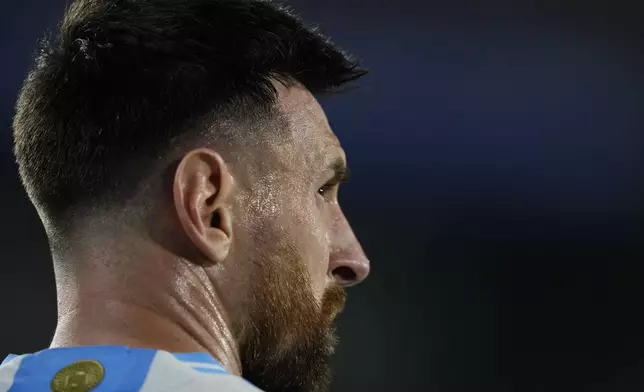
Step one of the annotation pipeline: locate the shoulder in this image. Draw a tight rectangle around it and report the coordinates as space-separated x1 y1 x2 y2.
0 347 262 392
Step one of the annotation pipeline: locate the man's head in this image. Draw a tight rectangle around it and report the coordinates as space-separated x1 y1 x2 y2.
13 1 370 391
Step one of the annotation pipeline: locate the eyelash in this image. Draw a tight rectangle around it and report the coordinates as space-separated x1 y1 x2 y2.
317 182 337 199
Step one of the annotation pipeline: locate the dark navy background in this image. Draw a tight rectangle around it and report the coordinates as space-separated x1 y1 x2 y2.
2 1 644 390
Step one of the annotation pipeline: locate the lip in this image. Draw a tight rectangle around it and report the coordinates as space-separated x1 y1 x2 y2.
328 303 344 319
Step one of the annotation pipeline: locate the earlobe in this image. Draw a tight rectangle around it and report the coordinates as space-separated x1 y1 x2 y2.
172 148 234 265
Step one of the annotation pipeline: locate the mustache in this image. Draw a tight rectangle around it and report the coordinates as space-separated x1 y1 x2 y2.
321 284 347 322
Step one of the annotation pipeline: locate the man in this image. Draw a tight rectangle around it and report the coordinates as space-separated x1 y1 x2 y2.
0 0 370 391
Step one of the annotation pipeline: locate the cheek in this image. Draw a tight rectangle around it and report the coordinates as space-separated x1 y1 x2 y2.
292 199 330 299
243 183 331 300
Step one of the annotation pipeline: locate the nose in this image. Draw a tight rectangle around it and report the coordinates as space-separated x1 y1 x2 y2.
328 221 370 287
329 252 370 287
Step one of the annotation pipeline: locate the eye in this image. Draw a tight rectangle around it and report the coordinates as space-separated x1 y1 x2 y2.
317 182 336 200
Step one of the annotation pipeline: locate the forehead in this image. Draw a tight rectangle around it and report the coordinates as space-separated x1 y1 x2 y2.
271 82 343 169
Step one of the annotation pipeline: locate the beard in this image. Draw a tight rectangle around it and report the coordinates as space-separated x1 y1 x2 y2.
238 248 347 392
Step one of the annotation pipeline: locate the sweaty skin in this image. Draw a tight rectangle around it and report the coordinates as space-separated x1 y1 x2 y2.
50 81 370 391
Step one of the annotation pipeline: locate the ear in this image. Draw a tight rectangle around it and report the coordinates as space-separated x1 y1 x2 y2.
173 148 234 265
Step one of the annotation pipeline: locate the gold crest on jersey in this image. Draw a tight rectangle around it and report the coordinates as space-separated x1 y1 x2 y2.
51 360 105 392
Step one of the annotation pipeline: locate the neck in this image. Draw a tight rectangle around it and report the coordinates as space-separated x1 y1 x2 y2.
50 234 242 375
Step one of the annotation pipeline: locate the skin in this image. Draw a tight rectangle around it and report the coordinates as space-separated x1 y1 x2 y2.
49 81 370 392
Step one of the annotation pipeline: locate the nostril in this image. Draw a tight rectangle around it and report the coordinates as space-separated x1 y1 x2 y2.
333 266 357 283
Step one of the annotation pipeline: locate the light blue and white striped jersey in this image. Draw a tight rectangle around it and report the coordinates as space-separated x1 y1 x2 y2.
0 346 263 391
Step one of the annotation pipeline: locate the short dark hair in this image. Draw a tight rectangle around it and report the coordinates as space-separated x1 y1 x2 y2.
13 0 366 222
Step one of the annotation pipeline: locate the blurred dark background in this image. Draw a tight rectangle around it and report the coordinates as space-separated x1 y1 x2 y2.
2 0 644 391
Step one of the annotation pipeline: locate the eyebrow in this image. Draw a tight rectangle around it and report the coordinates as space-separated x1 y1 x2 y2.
328 157 350 184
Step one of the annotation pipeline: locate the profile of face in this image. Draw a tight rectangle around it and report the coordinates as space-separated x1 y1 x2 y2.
173 83 370 392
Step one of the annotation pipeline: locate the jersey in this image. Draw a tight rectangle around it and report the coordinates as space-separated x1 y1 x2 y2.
0 346 263 392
